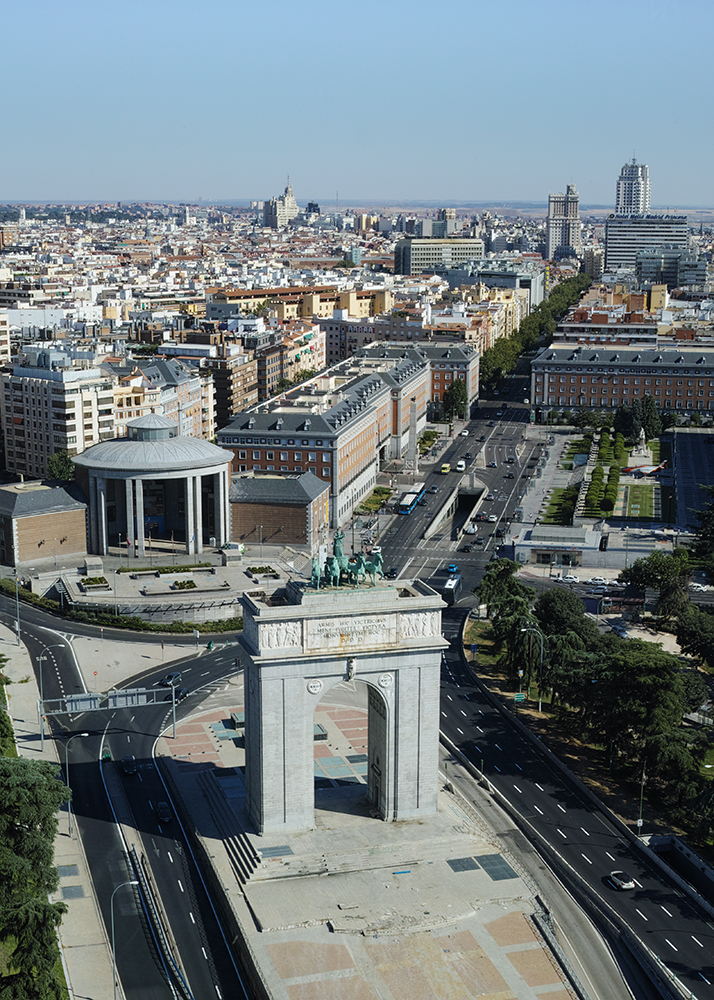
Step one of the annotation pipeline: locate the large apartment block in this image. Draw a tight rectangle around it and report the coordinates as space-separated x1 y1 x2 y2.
1 363 115 480
531 344 714 412
393 238 485 276
206 286 393 322
218 351 431 526
604 215 689 271
1 349 216 480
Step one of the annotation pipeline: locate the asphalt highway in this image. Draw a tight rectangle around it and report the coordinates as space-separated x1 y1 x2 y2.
0 591 249 1000
439 607 714 999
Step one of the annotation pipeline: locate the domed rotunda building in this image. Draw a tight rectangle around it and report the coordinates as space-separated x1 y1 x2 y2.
73 414 232 557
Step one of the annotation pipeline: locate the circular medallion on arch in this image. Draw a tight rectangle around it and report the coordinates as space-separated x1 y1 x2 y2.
307 679 323 695
378 673 393 689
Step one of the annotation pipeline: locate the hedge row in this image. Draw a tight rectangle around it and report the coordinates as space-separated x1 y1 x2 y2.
116 562 212 575
0 577 241 634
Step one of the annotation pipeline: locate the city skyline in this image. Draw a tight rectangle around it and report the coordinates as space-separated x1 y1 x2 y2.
4 0 713 206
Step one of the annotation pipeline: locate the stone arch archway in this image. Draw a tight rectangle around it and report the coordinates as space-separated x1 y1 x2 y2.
313 673 392 818
240 580 446 836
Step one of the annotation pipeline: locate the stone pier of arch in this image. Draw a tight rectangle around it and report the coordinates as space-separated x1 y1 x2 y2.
239 579 447 835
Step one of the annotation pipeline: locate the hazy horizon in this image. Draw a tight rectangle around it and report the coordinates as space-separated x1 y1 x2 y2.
4 0 712 208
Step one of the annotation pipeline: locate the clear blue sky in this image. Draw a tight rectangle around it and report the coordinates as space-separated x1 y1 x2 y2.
4 0 713 207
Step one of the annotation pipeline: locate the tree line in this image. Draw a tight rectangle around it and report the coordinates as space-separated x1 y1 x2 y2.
0 669 71 998
479 273 592 386
474 558 714 836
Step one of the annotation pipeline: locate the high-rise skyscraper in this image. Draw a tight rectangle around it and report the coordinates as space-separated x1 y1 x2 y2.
546 184 581 259
615 158 650 215
263 181 299 229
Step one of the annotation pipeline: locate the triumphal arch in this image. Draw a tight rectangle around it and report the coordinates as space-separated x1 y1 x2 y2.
239 575 447 835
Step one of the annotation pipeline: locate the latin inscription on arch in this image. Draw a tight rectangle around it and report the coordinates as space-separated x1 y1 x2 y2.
306 615 397 651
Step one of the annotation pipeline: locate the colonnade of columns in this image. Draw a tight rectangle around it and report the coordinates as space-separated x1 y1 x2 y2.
88 466 231 557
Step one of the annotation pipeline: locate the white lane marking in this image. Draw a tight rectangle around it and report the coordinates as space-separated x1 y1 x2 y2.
138 772 143 782
580 827 590 836
636 909 648 921
201 671 210 676
167 852 173 863
216 987 223 998
463 694 470 700
460 710 467 716
494 744 502 751
129 715 135 723
513 785 522 794
190 912 195 924
515 762 522 770
581 854 592 864
633 878 643 888
700 972 711 985
606 852 616 862
441 712 447 717
692 936 703 947
557 829 566 838
557 804 566 813
665 939 677 952
535 783 544 791
178 880 184 893
202 947 208 959
475 726 483 732
533 805 543 815
447 694 453 701
457 727 464 734
494 765 501 772
661 906 673 917
127 735 131 743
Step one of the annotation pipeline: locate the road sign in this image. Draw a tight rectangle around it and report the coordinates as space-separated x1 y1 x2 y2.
470 644 478 653
636 818 643 827
106 688 151 709
514 693 526 702
66 693 101 713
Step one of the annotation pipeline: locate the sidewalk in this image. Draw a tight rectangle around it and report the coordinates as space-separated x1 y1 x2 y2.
2 621 191 1000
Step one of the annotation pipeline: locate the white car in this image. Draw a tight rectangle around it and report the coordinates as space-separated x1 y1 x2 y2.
523 397 530 404
587 576 607 585
607 579 622 587
460 429 469 436
487 514 498 523
561 574 579 583
691 582 709 592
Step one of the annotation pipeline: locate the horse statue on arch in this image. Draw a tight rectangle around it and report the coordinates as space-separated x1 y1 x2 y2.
323 554 341 587
353 550 385 587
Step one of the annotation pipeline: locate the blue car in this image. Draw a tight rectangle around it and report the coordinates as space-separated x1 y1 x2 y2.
447 564 459 574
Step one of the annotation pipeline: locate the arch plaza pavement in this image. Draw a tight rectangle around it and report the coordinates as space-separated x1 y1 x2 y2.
0 565 612 1000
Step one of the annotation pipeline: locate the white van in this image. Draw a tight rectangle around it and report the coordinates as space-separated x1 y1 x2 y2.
456 459 466 472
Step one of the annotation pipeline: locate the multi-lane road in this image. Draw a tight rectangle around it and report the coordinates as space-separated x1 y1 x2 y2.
0 592 249 1000
439 606 714 1000
379 404 539 594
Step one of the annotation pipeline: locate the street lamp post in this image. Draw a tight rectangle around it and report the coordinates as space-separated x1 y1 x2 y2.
114 569 118 618
520 626 545 713
37 643 67 752
65 731 89 837
13 570 20 646
638 761 647 836
111 880 139 1000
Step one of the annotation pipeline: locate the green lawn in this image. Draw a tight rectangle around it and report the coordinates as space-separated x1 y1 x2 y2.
463 620 500 669
648 437 672 466
358 486 392 513
540 486 578 525
562 438 592 462
627 484 655 519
